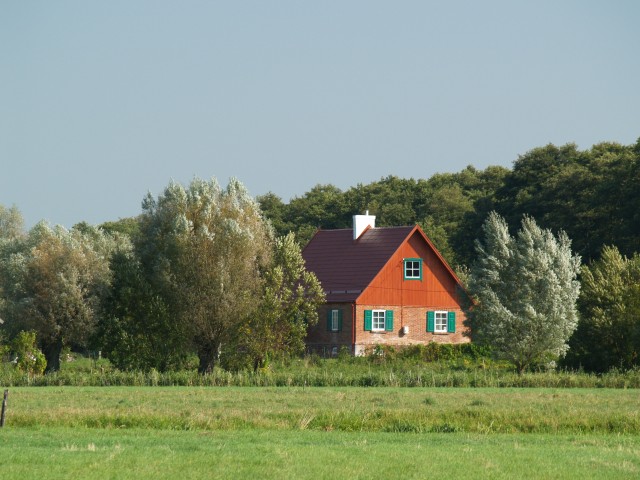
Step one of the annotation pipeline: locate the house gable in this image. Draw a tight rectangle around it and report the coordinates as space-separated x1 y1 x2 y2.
356 226 465 308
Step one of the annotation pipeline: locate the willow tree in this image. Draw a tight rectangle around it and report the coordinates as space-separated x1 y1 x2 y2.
464 212 581 373
138 177 273 373
235 232 325 371
0 222 119 371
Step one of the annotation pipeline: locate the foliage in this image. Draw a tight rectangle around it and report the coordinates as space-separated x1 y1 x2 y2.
99 216 141 241
259 139 640 270
96 250 192 371
231 232 325 371
493 141 640 263
136 177 273 372
464 213 581 373
259 167 510 269
0 221 123 371
563 246 640 372
11 330 47 375
0 330 9 361
0 204 24 240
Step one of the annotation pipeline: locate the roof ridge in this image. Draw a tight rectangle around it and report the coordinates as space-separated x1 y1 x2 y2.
317 225 415 231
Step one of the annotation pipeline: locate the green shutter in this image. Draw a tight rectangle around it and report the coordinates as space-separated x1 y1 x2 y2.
326 310 332 331
338 309 343 332
427 311 435 332
364 310 372 331
447 311 456 333
385 310 394 332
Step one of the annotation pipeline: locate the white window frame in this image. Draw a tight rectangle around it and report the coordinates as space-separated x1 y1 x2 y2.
434 311 448 333
372 310 386 332
331 310 340 332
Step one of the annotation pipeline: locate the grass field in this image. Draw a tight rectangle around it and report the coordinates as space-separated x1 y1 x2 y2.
2 428 639 479
1 386 640 478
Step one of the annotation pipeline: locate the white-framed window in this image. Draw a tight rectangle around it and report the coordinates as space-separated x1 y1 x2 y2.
434 311 448 333
404 258 422 280
331 310 340 332
372 310 386 331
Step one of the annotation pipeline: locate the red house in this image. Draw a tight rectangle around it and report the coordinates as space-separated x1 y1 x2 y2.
302 213 470 356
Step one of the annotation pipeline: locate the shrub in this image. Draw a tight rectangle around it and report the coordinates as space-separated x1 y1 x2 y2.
12 331 47 375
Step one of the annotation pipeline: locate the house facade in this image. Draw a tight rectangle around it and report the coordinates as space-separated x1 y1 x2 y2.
302 213 470 356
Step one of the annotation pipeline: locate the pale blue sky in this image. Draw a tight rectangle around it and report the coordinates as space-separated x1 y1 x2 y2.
2 1 639 228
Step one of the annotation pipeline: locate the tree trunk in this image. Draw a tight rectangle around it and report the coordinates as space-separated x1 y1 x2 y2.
43 339 63 373
253 355 264 372
197 342 220 374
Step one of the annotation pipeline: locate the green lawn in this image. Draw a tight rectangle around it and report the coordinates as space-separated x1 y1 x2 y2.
1 387 639 478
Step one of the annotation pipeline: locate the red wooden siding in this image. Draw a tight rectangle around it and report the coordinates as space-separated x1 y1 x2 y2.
357 230 461 308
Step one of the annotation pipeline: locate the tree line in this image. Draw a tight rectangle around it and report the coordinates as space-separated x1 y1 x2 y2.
259 140 640 269
1 138 639 373
259 138 640 372
0 179 324 373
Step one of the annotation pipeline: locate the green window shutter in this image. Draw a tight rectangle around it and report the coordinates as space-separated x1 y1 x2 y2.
364 310 372 331
447 311 456 333
385 310 394 332
327 310 332 331
427 311 435 332
338 309 343 332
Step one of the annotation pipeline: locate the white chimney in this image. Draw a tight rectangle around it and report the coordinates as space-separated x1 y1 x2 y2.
353 210 376 240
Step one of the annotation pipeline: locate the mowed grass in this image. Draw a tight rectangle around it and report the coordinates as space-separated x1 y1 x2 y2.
2 428 640 480
1 387 640 478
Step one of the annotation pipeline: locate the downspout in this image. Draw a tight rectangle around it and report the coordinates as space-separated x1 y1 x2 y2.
352 302 356 355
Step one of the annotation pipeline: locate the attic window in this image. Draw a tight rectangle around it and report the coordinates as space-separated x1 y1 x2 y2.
404 258 422 280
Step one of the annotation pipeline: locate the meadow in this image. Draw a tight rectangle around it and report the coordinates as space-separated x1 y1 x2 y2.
2 355 640 478
1 386 640 479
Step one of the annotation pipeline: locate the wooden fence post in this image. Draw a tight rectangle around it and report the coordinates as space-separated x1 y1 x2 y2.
0 389 8 427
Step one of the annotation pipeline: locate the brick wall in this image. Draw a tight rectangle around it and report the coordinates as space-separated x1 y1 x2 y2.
305 302 470 356
353 304 470 355
305 303 353 355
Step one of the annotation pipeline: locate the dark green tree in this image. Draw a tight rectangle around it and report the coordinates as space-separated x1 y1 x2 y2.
563 246 640 372
96 249 190 371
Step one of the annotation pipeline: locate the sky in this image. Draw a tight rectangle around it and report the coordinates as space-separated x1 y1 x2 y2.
2 1 639 229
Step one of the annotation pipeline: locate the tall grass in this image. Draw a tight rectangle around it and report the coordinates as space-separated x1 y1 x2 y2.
2 356 639 388
5 386 640 434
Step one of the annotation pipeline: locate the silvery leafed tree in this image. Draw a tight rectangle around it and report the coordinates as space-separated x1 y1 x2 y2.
138 177 273 373
464 212 581 373
0 214 121 372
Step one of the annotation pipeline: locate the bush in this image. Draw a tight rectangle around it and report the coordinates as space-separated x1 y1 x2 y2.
12 331 47 375
393 342 493 363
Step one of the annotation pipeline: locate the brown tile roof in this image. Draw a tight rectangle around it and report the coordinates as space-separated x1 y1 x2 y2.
302 226 414 302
